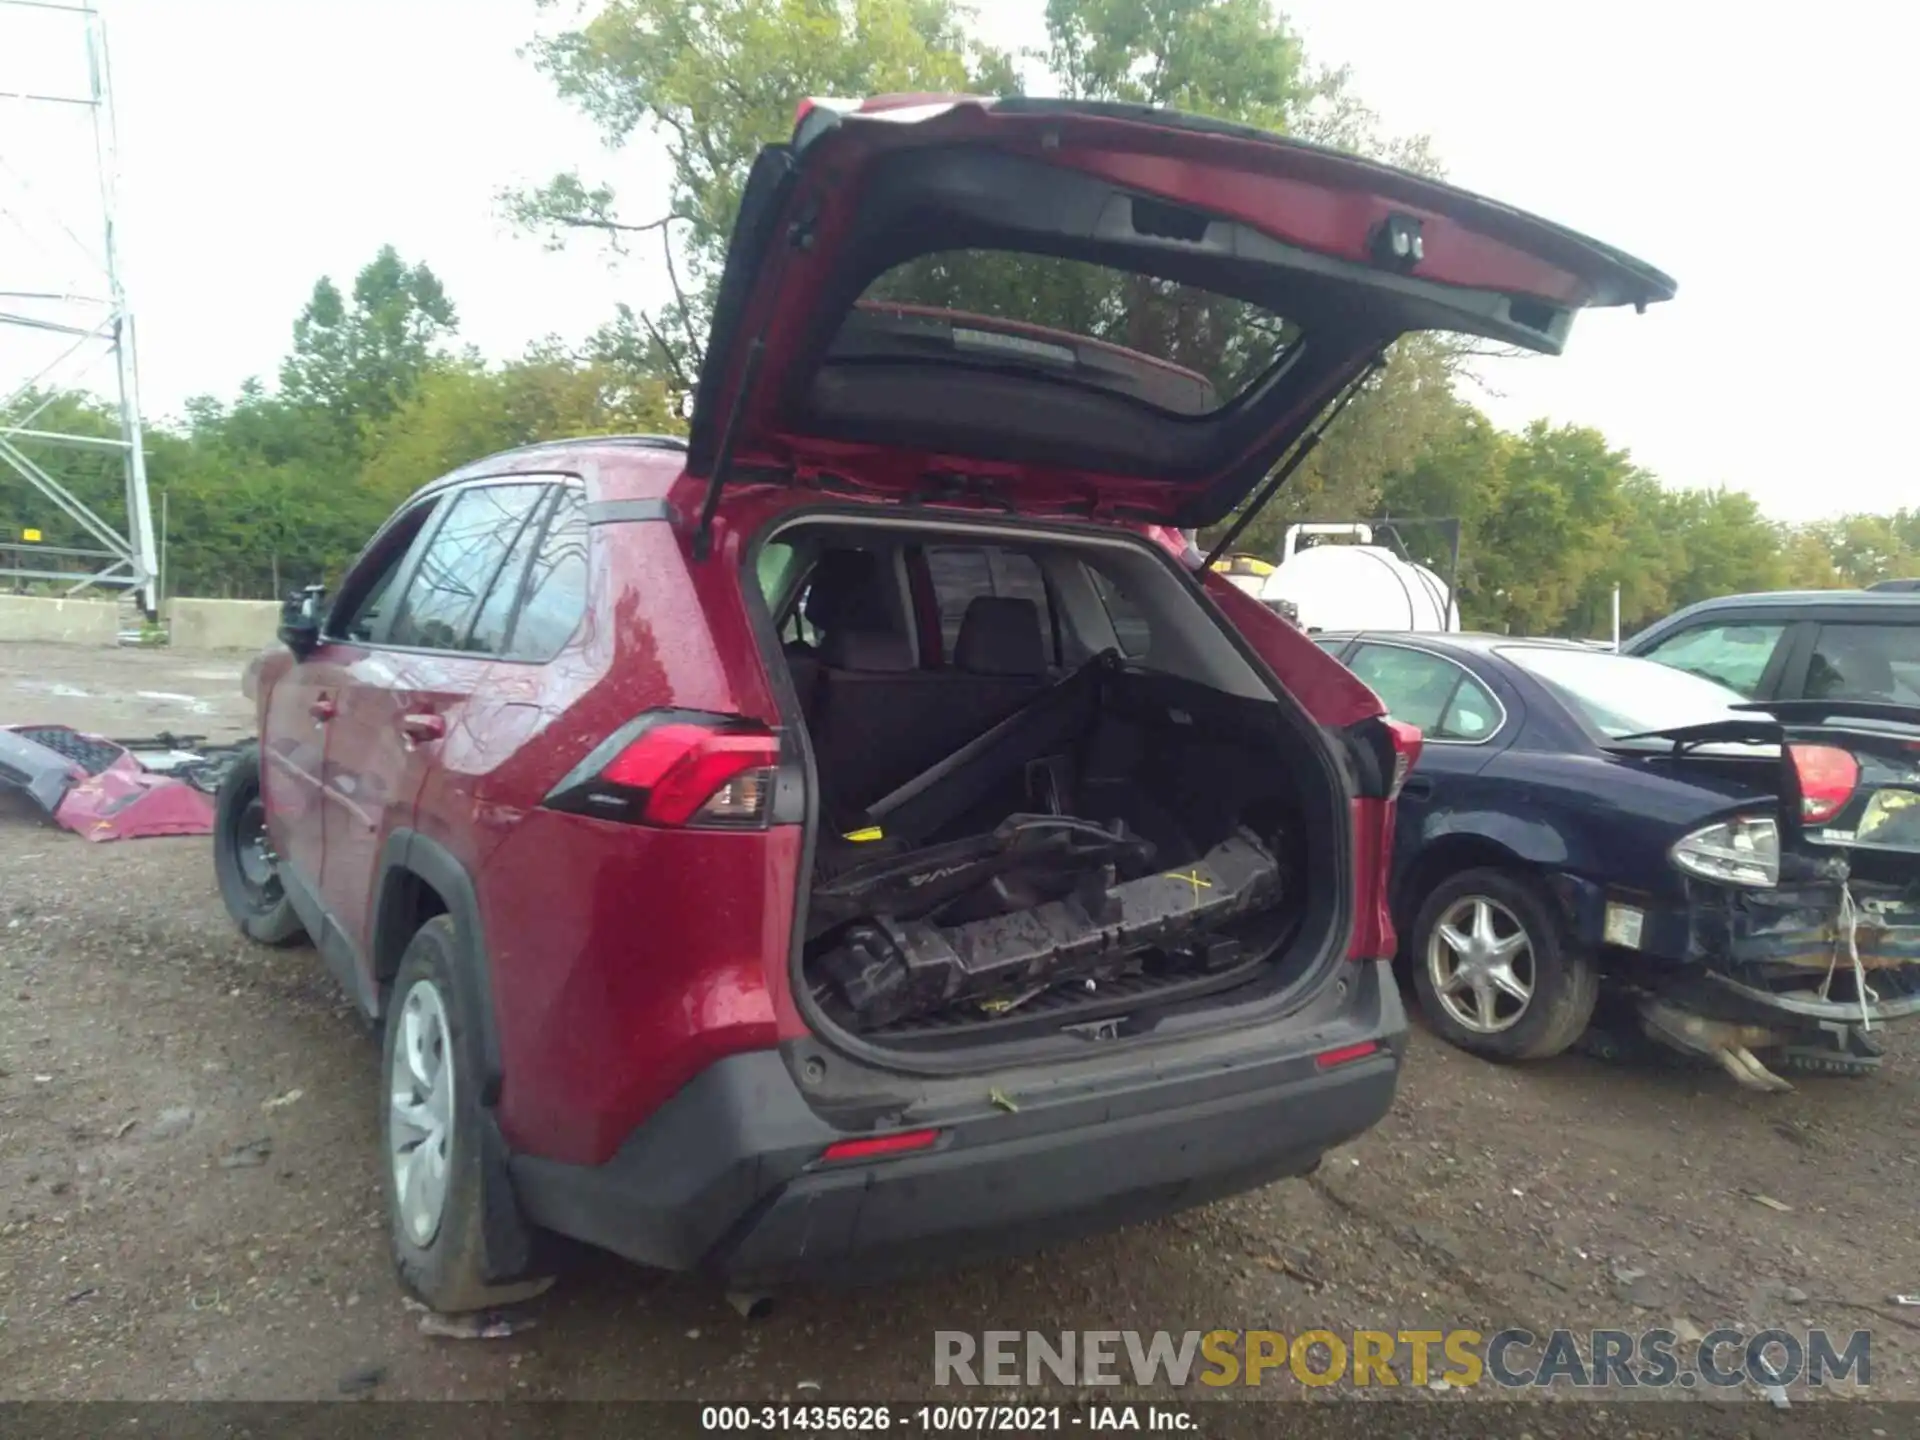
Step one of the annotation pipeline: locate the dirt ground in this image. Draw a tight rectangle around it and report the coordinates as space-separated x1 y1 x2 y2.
4 640 1920 1409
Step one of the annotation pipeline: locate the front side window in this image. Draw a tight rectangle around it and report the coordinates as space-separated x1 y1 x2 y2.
1806 623 1920 704
326 499 441 644
1348 643 1501 741
1640 621 1786 697
386 483 548 652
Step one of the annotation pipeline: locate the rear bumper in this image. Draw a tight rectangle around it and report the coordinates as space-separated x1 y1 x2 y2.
0 725 216 841
510 960 1405 1288
1559 872 1920 1026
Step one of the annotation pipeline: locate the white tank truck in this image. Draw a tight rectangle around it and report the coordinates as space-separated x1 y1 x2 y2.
1210 520 1462 634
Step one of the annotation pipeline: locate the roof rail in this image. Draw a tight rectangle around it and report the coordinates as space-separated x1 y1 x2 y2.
461 432 690 468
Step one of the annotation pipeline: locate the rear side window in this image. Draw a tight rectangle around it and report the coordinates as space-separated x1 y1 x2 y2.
387 483 548 652
1807 623 1920 704
1088 568 1152 660
757 539 802 607
1639 621 1785 697
925 546 1056 663
1348 643 1500 742
506 488 590 660
466 490 552 656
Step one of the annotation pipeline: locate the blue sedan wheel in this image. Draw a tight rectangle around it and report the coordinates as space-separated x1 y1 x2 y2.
1410 867 1599 1061
1426 895 1534 1034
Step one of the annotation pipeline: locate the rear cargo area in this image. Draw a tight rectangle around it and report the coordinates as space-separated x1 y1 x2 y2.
755 517 1350 1056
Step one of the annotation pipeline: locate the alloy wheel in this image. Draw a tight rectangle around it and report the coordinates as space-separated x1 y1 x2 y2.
1426 894 1536 1034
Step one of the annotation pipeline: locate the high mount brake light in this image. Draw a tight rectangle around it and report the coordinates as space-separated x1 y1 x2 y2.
1789 743 1859 825
543 713 781 829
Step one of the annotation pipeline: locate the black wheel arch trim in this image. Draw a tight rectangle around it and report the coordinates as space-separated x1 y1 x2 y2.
374 829 504 1107
376 831 542 1285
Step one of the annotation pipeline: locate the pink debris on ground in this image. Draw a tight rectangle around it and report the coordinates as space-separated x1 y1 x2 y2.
0 724 217 842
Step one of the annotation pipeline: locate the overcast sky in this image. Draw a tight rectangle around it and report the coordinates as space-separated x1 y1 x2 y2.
2 0 1912 520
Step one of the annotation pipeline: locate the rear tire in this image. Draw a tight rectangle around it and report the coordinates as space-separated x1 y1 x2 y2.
212 743 306 947
1409 867 1597 1061
381 915 552 1313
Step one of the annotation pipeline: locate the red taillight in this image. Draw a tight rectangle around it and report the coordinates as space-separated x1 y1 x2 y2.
1385 719 1423 800
819 1128 942 1163
601 723 778 826
545 713 781 829
1341 718 1423 962
1314 1040 1381 1070
1789 743 1859 824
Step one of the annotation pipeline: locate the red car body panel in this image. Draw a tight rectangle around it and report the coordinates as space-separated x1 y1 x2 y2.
464 502 811 1162
249 451 1401 1168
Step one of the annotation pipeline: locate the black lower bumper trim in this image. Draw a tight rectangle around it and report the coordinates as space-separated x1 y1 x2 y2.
509 962 1404 1287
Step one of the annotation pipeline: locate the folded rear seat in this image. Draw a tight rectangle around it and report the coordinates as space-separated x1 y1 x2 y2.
808 597 1052 822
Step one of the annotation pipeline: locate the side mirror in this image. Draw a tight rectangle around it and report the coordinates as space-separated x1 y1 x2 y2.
278 584 326 657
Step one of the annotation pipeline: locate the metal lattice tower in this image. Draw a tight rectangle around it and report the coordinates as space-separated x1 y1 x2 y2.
0 0 158 616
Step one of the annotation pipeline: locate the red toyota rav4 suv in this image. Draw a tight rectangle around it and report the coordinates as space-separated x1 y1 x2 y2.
216 96 1672 1311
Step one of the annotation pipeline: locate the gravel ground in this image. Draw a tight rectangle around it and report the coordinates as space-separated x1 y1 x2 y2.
3 641 1918 1410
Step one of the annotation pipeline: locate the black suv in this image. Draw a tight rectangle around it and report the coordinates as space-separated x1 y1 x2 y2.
1624 589 1919 705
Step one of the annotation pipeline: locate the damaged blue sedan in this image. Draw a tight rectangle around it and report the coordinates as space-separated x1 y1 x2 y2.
1311 632 1920 1090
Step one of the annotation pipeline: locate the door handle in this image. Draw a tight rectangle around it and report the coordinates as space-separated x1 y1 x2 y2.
309 698 336 721
1399 775 1434 800
399 712 445 744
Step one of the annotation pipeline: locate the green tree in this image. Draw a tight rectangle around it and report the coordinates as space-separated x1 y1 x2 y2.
511 0 1464 515
1660 488 1794 610
280 246 458 427
358 343 679 510
513 0 1016 379
1811 512 1916 588
0 390 128 561
1455 421 1635 635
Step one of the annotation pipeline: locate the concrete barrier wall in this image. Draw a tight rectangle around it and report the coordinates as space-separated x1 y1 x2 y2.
167 598 281 651
0 595 122 645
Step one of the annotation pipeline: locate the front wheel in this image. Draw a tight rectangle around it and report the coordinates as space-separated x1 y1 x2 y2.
212 743 306 947
1408 867 1598 1061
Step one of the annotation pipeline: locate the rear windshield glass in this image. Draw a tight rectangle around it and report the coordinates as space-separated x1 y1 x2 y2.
1499 645 1751 738
829 251 1301 416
